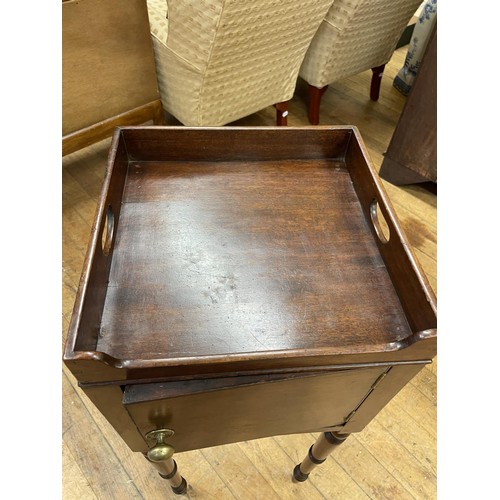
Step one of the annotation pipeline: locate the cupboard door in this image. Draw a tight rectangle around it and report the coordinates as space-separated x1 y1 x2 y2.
123 366 388 452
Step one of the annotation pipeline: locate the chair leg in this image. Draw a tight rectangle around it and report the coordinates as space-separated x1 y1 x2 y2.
307 85 328 125
370 64 386 101
293 432 349 482
274 101 289 126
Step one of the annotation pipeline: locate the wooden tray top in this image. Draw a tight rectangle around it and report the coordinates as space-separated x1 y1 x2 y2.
99 159 409 359
64 127 436 383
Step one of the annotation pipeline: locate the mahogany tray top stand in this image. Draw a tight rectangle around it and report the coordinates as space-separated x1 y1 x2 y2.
64 126 437 495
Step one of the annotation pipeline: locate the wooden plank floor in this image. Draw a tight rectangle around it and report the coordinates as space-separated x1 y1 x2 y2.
62 46 436 499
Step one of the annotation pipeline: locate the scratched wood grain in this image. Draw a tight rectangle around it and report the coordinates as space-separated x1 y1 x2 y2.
62 43 436 499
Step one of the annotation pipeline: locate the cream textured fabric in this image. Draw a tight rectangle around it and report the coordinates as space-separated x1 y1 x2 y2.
146 0 334 126
299 0 423 89
146 0 169 46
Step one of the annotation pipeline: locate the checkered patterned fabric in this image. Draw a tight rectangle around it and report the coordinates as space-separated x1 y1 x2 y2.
146 0 334 125
299 0 422 88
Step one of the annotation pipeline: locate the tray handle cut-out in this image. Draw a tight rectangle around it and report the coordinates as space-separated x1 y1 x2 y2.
370 199 390 244
102 205 115 256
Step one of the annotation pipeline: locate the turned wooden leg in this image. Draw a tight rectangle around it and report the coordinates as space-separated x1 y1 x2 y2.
274 101 289 126
145 455 188 494
293 431 349 482
144 429 187 495
370 64 386 101
307 85 328 125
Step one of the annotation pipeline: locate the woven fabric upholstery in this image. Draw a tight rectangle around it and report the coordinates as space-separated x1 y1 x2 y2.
146 0 169 45
299 0 422 89
146 0 334 126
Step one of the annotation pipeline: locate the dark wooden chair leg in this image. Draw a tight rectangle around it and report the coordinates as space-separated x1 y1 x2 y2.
144 454 188 495
307 84 328 125
370 64 386 101
274 101 289 126
293 431 349 482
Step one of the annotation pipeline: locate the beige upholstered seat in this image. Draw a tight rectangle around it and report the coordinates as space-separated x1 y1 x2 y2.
146 0 334 126
298 0 422 124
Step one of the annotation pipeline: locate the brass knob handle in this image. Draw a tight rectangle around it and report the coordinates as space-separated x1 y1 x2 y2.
145 429 175 462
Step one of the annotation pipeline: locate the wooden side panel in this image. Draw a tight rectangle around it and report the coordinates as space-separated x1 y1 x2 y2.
123 367 387 453
341 364 424 433
80 384 147 452
120 126 352 162
66 132 128 354
346 130 437 336
379 25 437 184
62 372 145 497
62 0 160 135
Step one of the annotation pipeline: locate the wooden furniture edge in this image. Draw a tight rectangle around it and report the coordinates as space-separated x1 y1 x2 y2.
339 363 425 433
380 23 437 186
379 154 432 185
64 129 127 356
119 125 354 162
63 126 436 384
62 99 164 156
80 383 148 450
64 340 435 384
347 126 437 332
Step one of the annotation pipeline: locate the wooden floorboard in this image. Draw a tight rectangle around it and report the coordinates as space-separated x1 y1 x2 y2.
62 441 98 500
62 44 437 499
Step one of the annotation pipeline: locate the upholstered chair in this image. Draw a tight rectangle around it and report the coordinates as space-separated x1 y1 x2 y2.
298 0 423 124
146 0 334 126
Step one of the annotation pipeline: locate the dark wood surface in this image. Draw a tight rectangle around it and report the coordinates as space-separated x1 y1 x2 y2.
379 25 437 185
63 45 437 497
346 134 436 334
68 130 129 354
82 384 148 451
370 65 385 101
123 367 389 453
64 127 436 383
99 158 410 360
120 126 352 162
341 363 423 433
64 127 436 490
